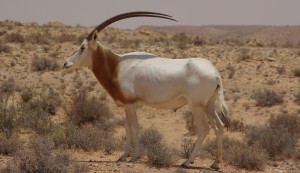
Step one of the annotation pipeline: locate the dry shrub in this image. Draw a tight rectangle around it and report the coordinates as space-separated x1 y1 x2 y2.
0 133 22 155
65 87 112 125
1 78 16 95
183 111 197 135
140 127 177 168
0 96 16 137
294 91 300 105
31 56 60 71
172 32 189 50
26 33 50 44
251 89 283 107
268 114 300 138
204 136 267 170
293 68 300 77
65 123 120 153
238 48 251 62
228 119 245 132
14 136 71 173
226 64 236 79
57 33 77 43
180 138 194 158
0 44 12 53
140 127 163 148
245 122 298 159
4 32 25 43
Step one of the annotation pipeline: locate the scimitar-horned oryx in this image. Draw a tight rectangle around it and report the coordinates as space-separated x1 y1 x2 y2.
63 11 230 169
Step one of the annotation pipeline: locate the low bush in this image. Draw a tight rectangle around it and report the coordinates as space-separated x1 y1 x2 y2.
4 32 25 43
183 111 197 135
31 56 60 71
57 33 77 43
204 136 267 170
294 91 300 105
245 125 296 159
14 136 71 173
0 44 12 53
65 123 120 153
1 78 16 95
140 127 177 168
180 138 194 158
65 87 112 125
293 68 300 77
251 89 283 107
0 133 22 155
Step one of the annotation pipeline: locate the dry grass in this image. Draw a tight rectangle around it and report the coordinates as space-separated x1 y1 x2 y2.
0 133 22 155
180 138 194 159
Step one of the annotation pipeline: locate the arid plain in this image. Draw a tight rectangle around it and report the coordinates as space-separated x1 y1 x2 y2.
0 21 299 172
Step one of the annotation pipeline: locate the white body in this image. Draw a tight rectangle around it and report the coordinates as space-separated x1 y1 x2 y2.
118 52 220 110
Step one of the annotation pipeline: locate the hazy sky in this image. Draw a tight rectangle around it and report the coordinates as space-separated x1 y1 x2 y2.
1 0 300 29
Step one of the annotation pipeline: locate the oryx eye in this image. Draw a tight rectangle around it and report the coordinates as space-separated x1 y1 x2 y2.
80 46 85 52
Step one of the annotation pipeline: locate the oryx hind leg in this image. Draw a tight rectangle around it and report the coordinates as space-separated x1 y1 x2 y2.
205 88 225 169
181 104 209 168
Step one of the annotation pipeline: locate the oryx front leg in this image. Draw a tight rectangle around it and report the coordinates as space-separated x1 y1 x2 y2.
181 106 209 168
120 104 141 162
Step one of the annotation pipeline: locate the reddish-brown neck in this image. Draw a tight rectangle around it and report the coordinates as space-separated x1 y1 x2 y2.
91 44 134 104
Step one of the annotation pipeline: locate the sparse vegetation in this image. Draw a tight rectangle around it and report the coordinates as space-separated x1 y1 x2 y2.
0 44 12 53
14 136 71 173
293 68 300 77
252 89 284 107
183 111 197 135
65 87 112 125
4 32 25 43
204 136 267 170
31 56 60 71
294 91 300 105
140 127 177 168
180 138 194 158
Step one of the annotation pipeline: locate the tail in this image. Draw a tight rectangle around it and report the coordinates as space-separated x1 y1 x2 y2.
217 78 231 129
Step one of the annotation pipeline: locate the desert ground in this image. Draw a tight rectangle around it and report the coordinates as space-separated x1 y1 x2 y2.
0 21 299 172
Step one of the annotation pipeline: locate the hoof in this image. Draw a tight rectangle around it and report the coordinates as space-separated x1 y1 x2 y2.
129 156 140 163
180 163 189 169
116 157 126 162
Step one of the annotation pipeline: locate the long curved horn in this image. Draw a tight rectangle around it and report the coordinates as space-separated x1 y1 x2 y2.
86 11 177 41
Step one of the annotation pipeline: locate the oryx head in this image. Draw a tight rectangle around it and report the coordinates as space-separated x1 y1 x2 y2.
63 11 177 69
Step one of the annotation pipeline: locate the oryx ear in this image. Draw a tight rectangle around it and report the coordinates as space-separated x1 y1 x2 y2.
92 31 98 41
